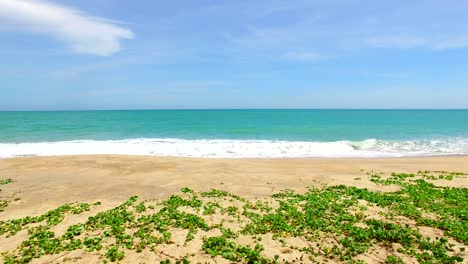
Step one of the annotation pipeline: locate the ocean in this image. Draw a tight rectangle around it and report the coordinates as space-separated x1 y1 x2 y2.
1 109 468 158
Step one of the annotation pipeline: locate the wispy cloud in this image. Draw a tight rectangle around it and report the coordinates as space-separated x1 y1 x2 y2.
282 51 324 62
0 0 133 56
49 57 144 77
433 36 468 51
366 36 426 49
217 1 468 60
49 52 168 78
365 34 468 51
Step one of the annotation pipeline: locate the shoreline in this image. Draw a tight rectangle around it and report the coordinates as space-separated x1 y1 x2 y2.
2 152 468 160
3 136 468 159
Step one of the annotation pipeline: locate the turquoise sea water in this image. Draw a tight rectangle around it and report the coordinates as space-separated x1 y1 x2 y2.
1 110 468 158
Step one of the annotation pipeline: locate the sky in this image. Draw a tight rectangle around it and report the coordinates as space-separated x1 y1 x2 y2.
1 0 468 110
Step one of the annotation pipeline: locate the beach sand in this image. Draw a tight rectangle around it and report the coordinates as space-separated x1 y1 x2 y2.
0 155 467 263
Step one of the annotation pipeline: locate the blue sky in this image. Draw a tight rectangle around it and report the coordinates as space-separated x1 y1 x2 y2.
1 0 468 110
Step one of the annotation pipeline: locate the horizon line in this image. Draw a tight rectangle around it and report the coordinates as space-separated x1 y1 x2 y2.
1 108 468 112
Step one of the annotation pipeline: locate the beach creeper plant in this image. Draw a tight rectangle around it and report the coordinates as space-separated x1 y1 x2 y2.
0 179 13 186
0 170 466 263
0 178 14 212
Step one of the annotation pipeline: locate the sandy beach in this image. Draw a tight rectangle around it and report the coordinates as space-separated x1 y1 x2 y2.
1 155 467 263
1 155 468 216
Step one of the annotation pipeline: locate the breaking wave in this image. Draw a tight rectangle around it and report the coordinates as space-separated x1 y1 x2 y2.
1 137 468 158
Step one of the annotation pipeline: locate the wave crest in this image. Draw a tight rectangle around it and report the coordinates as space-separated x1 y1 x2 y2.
1 138 468 158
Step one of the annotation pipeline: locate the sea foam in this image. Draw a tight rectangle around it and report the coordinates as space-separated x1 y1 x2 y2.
1 138 468 158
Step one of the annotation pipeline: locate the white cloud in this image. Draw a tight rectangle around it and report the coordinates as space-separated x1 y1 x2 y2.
0 0 133 56
282 51 324 62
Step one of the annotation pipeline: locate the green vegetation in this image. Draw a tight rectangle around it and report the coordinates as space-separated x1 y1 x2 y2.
202 236 266 263
0 179 13 186
0 201 8 213
0 178 14 212
0 171 466 263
